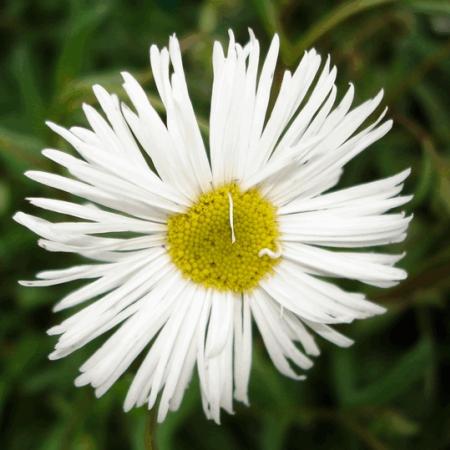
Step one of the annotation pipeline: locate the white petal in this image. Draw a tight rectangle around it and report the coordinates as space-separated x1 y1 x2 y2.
50 255 175 359
73 268 186 393
196 290 213 419
92 84 149 167
250 290 306 380
202 290 236 423
37 234 165 256
233 295 252 404
41 148 185 213
54 248 165 311
154 294 204 420
256 51 330 167
260 266 356 324
246 34 280 158
302 320 354 348
283 312 320 356
280 168 411 215
121 72 200 199
205 291 234 358
280 212 412 248
147 288 194 413
278 259 386 317
122 279 194 413
257 290 314 369
283 242 407 287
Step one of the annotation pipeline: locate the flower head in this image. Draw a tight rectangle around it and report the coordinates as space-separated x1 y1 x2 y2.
15 30 411 423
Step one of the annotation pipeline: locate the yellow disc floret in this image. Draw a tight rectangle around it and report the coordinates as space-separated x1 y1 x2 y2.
166 183 280 293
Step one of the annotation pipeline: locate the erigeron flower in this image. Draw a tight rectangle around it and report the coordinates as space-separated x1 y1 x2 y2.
14 30 412 423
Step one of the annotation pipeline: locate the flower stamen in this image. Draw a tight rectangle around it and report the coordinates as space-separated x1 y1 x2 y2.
258 244 282 259
227 192 236 244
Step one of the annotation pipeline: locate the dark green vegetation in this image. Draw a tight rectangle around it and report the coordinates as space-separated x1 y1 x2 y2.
1 0 450 449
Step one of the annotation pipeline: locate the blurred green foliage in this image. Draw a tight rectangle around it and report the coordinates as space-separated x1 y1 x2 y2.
1 0 450 449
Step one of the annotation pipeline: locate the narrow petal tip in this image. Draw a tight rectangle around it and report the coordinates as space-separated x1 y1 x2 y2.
12 211 23 224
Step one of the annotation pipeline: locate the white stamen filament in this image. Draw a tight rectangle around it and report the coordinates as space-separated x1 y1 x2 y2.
258 244 282 259
227 192 236 244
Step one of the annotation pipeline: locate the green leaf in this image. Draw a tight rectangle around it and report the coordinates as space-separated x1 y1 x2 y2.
0 182 11 216
11 45 46 136
292 0 397 56
406 0 450 15
409 149 434 209
260 414 290 450
345 339 432 407
54 3 109 92
156 379 199 450
251 0 293 63
332 348 358 406
0 126 46 171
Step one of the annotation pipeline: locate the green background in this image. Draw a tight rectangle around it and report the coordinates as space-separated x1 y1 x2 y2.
1 0 450 449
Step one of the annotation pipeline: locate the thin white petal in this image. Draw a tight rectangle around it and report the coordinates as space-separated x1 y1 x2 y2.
233 295 252 404
250 290 306 380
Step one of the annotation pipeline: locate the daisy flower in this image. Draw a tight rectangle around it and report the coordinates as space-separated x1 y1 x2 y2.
15 30 412 423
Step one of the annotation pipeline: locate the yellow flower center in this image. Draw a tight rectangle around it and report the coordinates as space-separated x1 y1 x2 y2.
166 183 280 293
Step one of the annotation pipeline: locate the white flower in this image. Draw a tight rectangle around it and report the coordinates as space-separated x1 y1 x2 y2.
15 30 411 423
